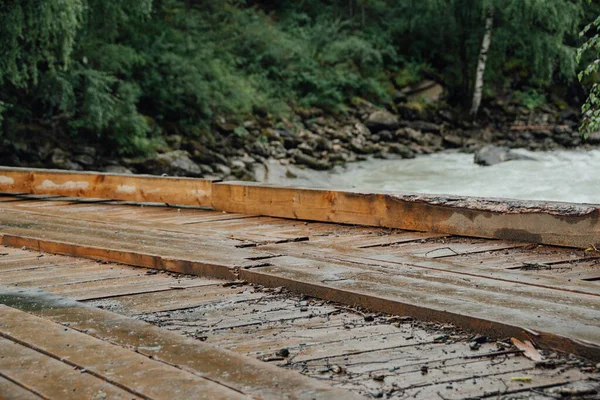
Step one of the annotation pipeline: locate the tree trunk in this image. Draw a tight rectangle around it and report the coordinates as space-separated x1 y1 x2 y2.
470 7 494 118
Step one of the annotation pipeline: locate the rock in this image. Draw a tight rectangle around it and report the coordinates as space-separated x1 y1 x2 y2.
229 159 246 171
51 148 82 170
553 125 573 135
387 143 415 159
396 127 423 143
354 122 371 137
350 137 377 154
443 134 463 148
186 140 227 164
297 141 314 154
214 164 231 176
406 80 444 103
156 150 202 176
74 154 94 166
277 130 300 150
365 110 400 133
474 145 536 166
199 164 214 174
103 165 133 174
423 133 443 148
250 141 271 158
408 120 441 133
396 104 422 121
377 130 394 142
51 148 67 166
293 152 330 170
77 146 97 157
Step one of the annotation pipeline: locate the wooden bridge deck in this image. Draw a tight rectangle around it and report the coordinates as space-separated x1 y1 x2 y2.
1 246 598 399
0 167 599 398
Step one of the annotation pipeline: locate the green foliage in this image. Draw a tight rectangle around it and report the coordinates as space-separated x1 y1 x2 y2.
577 12 600 134
514 89 547 111
0 0 83 87
0 0 593 157
387 0 584 103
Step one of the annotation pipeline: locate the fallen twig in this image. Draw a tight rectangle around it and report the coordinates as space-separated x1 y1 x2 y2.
463 349 523 359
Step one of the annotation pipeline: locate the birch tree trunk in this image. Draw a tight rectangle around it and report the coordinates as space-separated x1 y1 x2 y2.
470 7 494 118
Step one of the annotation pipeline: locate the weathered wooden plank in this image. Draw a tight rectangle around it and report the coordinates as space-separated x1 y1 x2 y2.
2 234 239 280
48 274 224 301
239 261 600 360
212 320 402 356
0 290 360 400
0 338 139 399
212 181 600 249
256 242 600 297
0 263 143 288
0 305 247 399
0 376 42 400
0 166 214 207
399 368 592 400
86 285 261 315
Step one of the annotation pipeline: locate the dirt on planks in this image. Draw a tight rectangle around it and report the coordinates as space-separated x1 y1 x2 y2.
118 283 600 400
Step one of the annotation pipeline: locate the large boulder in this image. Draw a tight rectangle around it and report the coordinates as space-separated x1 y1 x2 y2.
474 145 536 166
156 150 202 176
365 110 400 133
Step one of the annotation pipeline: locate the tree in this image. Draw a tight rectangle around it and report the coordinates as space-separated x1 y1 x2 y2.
578 12 600 134
394 0 584 115
470 7 494 117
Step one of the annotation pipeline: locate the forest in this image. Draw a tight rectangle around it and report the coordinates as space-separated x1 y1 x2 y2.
1 0 599 178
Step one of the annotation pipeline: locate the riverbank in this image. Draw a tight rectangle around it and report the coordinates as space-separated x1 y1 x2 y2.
1 93 595 180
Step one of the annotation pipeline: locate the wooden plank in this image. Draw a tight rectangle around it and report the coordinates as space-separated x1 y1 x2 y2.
399 368 592 400
382 238 528 258
256 242 600 297
0 338 139 399
0 376 42 400
0 258 88 273
212 319 402 356
0 290 360 400
1 234 239 280
0 306 247 399
0 263 143 288
0 166 214 207
211 181 600 249
85 285 262 315
48 274 224 301
238 261 600 360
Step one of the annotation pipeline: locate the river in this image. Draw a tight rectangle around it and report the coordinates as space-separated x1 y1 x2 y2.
255 150 600 204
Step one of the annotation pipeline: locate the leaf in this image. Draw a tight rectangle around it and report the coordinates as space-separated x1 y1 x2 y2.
511 337 543 362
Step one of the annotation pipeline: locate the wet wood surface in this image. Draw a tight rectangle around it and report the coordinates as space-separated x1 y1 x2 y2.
0 196 599 359
0 246 598 399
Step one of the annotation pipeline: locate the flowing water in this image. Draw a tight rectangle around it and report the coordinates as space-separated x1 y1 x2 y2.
256 150 600 204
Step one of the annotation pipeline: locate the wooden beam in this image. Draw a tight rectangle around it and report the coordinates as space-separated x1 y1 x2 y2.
211 182 600 249
2 167 600 249
0 166 215 207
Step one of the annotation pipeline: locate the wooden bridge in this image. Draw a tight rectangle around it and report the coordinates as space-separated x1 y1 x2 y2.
0 166 599 399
